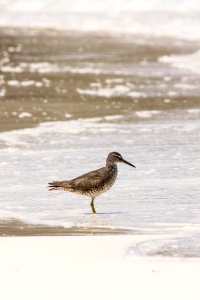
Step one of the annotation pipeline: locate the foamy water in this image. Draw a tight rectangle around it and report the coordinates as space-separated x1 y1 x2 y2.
159 50 200 74
0 114 199 256
1 0 200 41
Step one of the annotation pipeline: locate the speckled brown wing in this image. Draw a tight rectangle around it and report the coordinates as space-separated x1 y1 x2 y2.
48 167 106 192
48 165 117 197
69 167 107 192
69 165 118 197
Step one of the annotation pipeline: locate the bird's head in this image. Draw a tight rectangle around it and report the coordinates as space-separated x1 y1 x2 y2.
107 152 136 168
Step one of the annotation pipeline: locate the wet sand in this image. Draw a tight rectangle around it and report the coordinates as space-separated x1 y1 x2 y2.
0 27 199 132
0 219 134 236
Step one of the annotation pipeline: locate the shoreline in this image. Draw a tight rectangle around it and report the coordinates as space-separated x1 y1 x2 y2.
0 219 134 236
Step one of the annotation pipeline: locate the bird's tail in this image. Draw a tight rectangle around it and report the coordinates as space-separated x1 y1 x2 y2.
48 181 71 191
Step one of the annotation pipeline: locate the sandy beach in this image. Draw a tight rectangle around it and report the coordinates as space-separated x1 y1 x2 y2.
1 235 200 300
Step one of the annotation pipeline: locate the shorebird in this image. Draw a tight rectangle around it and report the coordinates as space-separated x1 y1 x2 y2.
48 152 135 213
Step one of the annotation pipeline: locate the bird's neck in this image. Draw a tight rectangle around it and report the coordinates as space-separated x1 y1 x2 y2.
106 160 117 169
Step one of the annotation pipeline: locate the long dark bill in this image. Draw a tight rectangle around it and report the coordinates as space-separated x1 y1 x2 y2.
122 159 136 168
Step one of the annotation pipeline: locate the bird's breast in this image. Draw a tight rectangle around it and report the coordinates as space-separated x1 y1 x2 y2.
103 165 118 190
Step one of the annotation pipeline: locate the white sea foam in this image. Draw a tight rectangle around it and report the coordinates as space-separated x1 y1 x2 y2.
77 86 146 98
0 114 198 150
65 113 72 118
7 45 22 53
103 115 123 121
128 234 200 258
0 88 6 97
164 99 171 103
0 0 200 40
0 117 118 148
159 50 200 74
21 80 39 87
174 83 195 90
7 80 20 86
7 79 47 87
105 78 124 84
187 109 200 114
2 62 108 75
0 65 23 73
1 0 200 14
167 91 177 97
135 110 160 118
128 91 147 98
77 85 129 97
18 112 32 118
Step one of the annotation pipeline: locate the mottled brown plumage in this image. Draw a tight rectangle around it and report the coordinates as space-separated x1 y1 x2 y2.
48 152 135 213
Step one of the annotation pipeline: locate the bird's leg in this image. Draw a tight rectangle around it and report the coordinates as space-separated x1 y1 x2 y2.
90 197 96 214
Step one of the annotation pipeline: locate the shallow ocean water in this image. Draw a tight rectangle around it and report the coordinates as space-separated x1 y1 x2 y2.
0 113 199 253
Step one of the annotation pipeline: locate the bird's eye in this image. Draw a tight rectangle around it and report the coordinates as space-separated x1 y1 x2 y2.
114 155 121 159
